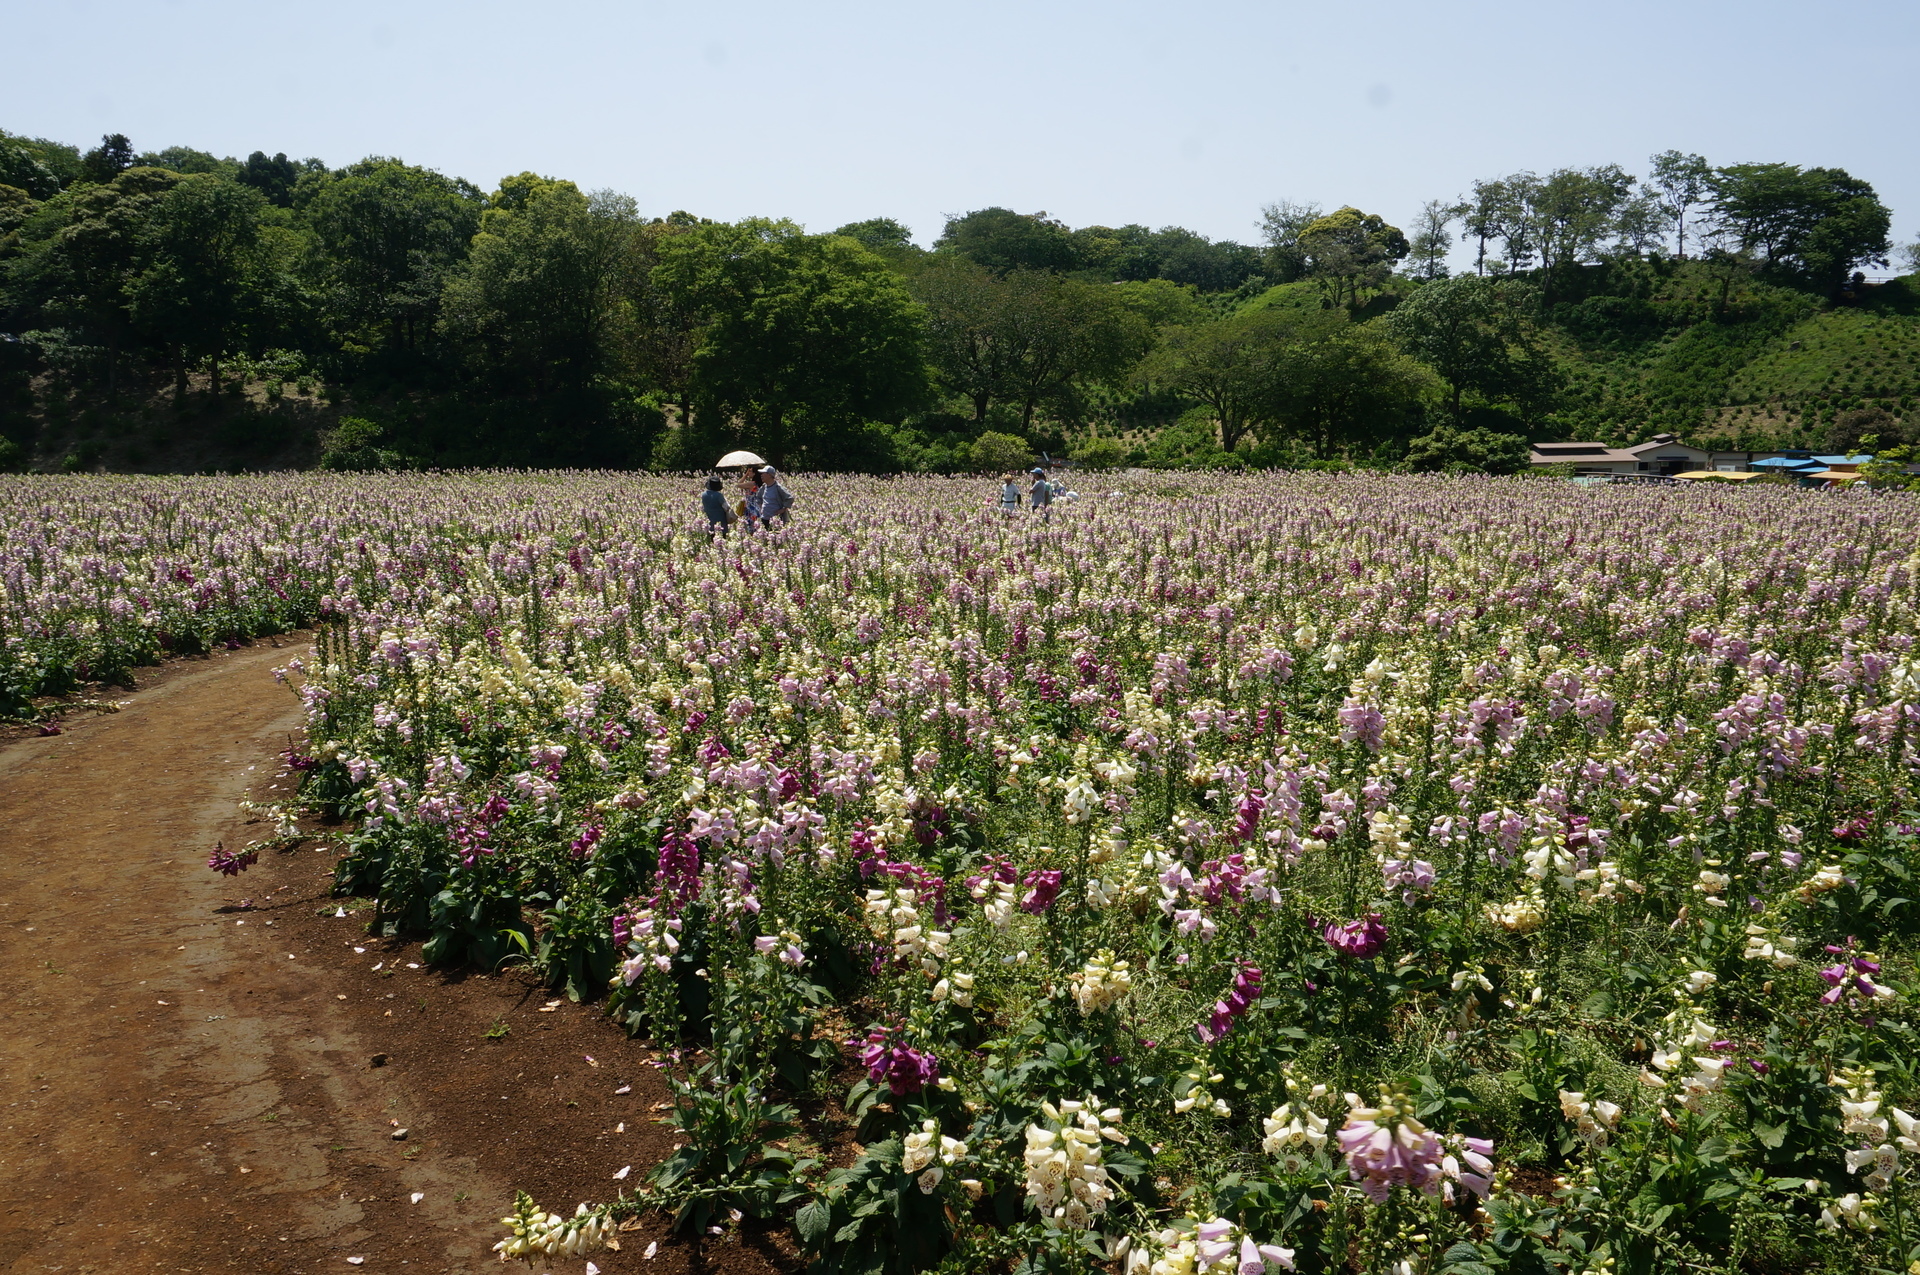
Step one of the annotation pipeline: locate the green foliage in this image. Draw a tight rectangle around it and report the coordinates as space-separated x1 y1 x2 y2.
1384 275 1558 421
1709 163 1892 291
969 430 1030 473
935 207 1077 274
317 416 408 471
1069 435 1128 469
0 123 1913 473
656 220 931 466
305 158 483 351
1403 424 1530 474
1298 206 1410 307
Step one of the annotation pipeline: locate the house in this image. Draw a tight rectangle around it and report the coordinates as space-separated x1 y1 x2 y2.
1529 433 1712 477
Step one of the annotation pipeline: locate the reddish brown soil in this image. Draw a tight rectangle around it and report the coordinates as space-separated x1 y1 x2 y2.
0 640 793 1275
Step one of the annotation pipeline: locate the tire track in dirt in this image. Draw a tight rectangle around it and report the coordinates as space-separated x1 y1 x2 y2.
0 640 508 1274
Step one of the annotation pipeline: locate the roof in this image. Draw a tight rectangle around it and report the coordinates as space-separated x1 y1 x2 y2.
1530 443 1640 464
1810 469 1865 482
1750 456 1822 469
1812 454 1872 465
1674 470 1765 482
1530 435 1709 465
1622 437 1709 457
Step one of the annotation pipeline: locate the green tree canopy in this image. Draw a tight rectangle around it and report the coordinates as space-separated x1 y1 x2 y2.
832 218 917 254
439 175 638 393
126 172 275 389
1707 163 1891 291
1403 423 1531 474
81 134 135 184
935 207 1077 274
1383 274 1556 420
304 158 485 350
1135 307 1309 453
656 220 931 465
1267 319 1434 458
1298 206 1409 306
910 260 1149 430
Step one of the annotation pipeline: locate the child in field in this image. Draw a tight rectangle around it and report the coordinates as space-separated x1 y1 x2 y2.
740 472 763 530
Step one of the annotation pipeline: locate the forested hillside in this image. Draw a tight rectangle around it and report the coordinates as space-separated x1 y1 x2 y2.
1 128 1914 474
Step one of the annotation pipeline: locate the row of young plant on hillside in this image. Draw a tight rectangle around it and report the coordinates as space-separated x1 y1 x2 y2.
5 470 1918 1269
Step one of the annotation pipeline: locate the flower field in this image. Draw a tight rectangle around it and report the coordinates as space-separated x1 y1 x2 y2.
7 470 1920 1274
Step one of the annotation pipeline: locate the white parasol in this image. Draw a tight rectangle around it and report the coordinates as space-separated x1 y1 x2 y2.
715 450 767 469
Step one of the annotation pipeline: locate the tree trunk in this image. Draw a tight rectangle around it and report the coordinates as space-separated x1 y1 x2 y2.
173 349 188 400
972 390 989 422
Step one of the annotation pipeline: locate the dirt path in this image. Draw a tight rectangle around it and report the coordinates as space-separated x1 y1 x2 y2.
0 644 789 1275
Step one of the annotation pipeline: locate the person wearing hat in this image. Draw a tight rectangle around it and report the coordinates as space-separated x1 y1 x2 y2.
701 476 734 537
758 466 793 526
1028 467 1054 524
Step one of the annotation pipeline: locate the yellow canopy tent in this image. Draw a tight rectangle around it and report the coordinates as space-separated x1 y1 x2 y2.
1673 470 1765 482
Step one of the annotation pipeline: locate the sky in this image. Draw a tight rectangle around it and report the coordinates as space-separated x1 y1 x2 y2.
5 0 1917 261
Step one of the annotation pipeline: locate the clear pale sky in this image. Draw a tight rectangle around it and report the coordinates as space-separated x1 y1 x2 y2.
6 0 1916 258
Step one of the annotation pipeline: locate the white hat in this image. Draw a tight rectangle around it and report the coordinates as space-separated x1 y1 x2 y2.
759 465 777 476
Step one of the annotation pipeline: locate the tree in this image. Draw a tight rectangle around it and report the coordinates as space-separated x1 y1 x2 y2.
1610 191 1668 257
1144 227 1261 292
1297 207 1409 307
1257 200 1322 283
0 142 61 201
1406 200 1453 280
655 222 931 465
1267 319 1433 458
81 134 135 184
134 145 233 176
0 130 84 195
439 175 638 395
1827 406 1915 455
126 173 273 392
237 151 308 208
305 158 484 351
833 218 916 254
7 166 184 392
1530 165 1635 275
907 256 1006 422
1134 308 1300 453
997 273 1150 431
1382 274 1555 420
1648 150 1711 258
910 262 1149 430
934 208 1076 274
1403 424 1530 474
1706 164 1890 291
969 430 1029 472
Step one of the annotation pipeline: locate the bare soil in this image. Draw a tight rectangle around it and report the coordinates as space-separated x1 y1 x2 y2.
0 639 793 1274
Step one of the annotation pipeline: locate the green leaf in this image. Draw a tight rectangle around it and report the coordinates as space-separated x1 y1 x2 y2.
1751 1120 1787 1149
795 1198 830 1243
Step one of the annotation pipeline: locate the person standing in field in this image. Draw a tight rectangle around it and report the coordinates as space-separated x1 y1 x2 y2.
999 473 1023 516
1028 467 1054 524
759 466 793 526
740 471 764 531
702 476 734 536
